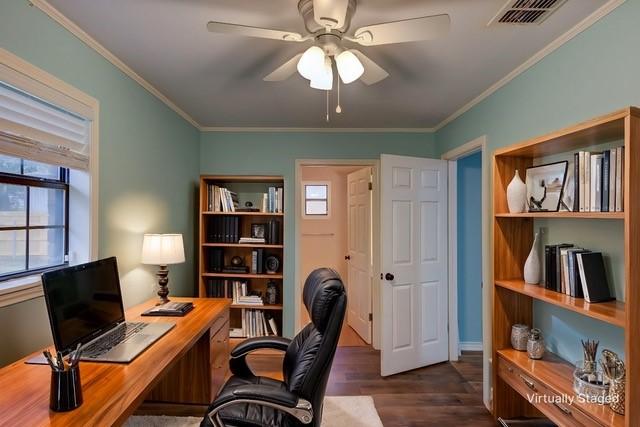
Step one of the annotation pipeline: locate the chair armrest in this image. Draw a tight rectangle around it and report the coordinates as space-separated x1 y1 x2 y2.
231 336 291 358
229 336 291 378
206 384 313 426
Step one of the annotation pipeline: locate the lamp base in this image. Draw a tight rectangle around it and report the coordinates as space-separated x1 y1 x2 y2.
156 265 170 305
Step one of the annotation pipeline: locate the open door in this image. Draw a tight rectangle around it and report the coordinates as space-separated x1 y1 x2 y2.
380 154 448 376
346 167 372 344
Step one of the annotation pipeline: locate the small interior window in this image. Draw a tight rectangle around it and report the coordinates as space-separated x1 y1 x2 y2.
304 184 328 216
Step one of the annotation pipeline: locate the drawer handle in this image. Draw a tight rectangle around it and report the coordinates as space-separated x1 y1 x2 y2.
553 402 572 416
519 374 536 391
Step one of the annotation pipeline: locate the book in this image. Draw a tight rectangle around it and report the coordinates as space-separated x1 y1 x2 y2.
560 248 572 295
590 153 602 212
555 244 573 292
601 150 610 212
566 249 588 298
268 316 279 336
584 152 591 211
578 151 586 212
576 252 613 303
615 147 624 212
609 148 617 212
573 152 580 211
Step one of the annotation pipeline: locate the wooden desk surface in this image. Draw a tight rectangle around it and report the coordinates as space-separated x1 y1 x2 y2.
0 297 230 427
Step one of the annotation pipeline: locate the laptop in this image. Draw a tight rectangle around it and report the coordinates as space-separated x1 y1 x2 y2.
41 257 175 363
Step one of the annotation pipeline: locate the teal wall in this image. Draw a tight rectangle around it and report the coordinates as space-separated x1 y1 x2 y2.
435 0 637 362
456 151 483 344
0 1 199 365
200 132 436 336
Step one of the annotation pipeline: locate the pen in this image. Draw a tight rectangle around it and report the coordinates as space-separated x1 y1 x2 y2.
43 350 60 371
56 351 65 371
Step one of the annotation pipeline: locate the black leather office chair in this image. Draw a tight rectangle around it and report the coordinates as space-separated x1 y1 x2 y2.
201 268 346 427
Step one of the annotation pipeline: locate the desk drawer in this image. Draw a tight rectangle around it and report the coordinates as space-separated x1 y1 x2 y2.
498 356 601 427
210 311 230 336
210 320 229 396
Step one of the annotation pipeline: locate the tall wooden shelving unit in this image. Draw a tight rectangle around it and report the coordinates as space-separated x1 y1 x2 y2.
492 107 640 427
199 175 285 349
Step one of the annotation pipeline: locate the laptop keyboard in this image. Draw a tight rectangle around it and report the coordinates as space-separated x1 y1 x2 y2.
83 322 147 358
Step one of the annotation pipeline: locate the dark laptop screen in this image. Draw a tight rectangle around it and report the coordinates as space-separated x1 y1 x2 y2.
42 257 125 354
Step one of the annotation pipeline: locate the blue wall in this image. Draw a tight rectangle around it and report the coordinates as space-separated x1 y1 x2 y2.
0 1 199 365
456 151 483 344
200 132 436 336
435 0 637 362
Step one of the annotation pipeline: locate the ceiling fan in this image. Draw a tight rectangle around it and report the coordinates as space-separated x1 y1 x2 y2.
207 0 450 90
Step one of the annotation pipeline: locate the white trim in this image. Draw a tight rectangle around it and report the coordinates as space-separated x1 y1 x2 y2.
201 127 436 133
30 0 200 129
0 48 100 299
434 0 626 131
442 135 490 410
459 341 483 352
446 160 460 362
294 159 381 350
0 276 43 308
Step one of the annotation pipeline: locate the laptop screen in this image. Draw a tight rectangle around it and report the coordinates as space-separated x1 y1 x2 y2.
42 257 126 354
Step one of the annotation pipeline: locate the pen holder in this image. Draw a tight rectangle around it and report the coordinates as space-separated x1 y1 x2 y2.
50 364 83 412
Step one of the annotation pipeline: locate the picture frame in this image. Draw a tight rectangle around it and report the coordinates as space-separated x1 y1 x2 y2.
525 161 569 212
251 223 266 239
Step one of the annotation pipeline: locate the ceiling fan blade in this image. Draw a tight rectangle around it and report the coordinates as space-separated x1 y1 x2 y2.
312 0 350 29
350 14 450 46
207 21 309 42
263 53 304 82
350 50 389 85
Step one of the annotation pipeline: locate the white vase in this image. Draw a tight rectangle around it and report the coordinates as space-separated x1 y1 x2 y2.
524 232 541 285
507 169 527 213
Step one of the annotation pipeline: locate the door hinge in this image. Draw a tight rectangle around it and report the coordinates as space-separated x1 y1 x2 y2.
369 313 373 322
368 182 373 191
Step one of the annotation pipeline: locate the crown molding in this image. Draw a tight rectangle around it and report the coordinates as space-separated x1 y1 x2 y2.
433 0 626 132
29 0 201 129
200 126 436 133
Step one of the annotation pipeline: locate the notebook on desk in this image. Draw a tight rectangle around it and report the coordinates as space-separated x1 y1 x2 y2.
142 301 194 317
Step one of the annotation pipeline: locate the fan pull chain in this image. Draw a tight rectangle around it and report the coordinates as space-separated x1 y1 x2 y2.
326 89 330 122
336 77 342 114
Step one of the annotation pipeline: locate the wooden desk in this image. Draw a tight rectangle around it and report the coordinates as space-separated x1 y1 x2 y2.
0 297 230 427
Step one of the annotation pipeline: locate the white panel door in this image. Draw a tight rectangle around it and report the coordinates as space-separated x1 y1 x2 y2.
380 154 448 376
347 167 372 344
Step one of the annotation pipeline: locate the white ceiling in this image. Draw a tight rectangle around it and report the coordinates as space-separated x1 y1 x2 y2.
47 0 606 129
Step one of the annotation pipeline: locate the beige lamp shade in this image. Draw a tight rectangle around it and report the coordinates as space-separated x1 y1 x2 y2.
141 234 185 265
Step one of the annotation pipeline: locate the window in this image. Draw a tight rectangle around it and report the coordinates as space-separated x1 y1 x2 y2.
304 183 329 216
0 154 69 279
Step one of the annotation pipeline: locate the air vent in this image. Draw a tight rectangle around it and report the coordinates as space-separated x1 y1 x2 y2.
488 0 568 25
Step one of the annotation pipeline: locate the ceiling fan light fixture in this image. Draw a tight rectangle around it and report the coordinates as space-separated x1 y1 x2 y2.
297 46 326 80
336 50 364 84
310 57 333 90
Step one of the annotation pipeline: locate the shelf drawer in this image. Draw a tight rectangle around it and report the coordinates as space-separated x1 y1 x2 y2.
498 356 601 427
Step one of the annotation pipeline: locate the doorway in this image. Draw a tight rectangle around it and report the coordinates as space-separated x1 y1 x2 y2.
296 161 378 348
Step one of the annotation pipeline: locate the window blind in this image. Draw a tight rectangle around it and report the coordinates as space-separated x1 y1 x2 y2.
0 81 90 170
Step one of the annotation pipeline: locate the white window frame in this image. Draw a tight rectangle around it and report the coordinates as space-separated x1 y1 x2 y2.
0 48 99 307
301 181 330 219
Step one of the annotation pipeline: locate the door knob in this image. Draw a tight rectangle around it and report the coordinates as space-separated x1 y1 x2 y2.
345 255 351 260
385 273 395 281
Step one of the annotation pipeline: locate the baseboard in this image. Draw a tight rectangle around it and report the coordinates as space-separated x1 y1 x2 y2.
459 341 483 352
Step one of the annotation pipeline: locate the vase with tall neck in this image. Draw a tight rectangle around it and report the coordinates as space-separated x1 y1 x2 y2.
507 169 527 213
524 232 541 285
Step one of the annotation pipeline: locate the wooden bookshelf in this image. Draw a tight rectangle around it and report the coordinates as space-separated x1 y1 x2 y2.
198 175 285 340
492 107 640 426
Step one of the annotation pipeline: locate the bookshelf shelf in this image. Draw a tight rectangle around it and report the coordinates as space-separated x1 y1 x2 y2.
203 243 284 249
203 273 284 279
497 349 625 427
202 211 284 217
230 304 283 310
495 212 624 220
495 279 625 327
492 107 640 426
199 175 285 342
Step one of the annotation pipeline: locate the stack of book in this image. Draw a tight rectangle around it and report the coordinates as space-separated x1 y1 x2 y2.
231 280 258 304
261 187 284 213
207 184 239 212
237 295 264 306
573 147 624 212
242 310 279 338
239 237 265 244
544 244 613 303
206 279 226 297
208 216 240 243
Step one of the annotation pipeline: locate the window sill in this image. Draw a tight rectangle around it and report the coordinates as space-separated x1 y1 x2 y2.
0 275 43 308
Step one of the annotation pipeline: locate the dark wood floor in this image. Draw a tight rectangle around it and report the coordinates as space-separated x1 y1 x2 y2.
247 347 496 426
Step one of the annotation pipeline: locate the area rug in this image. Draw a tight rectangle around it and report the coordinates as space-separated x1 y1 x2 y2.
125 396 383 427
